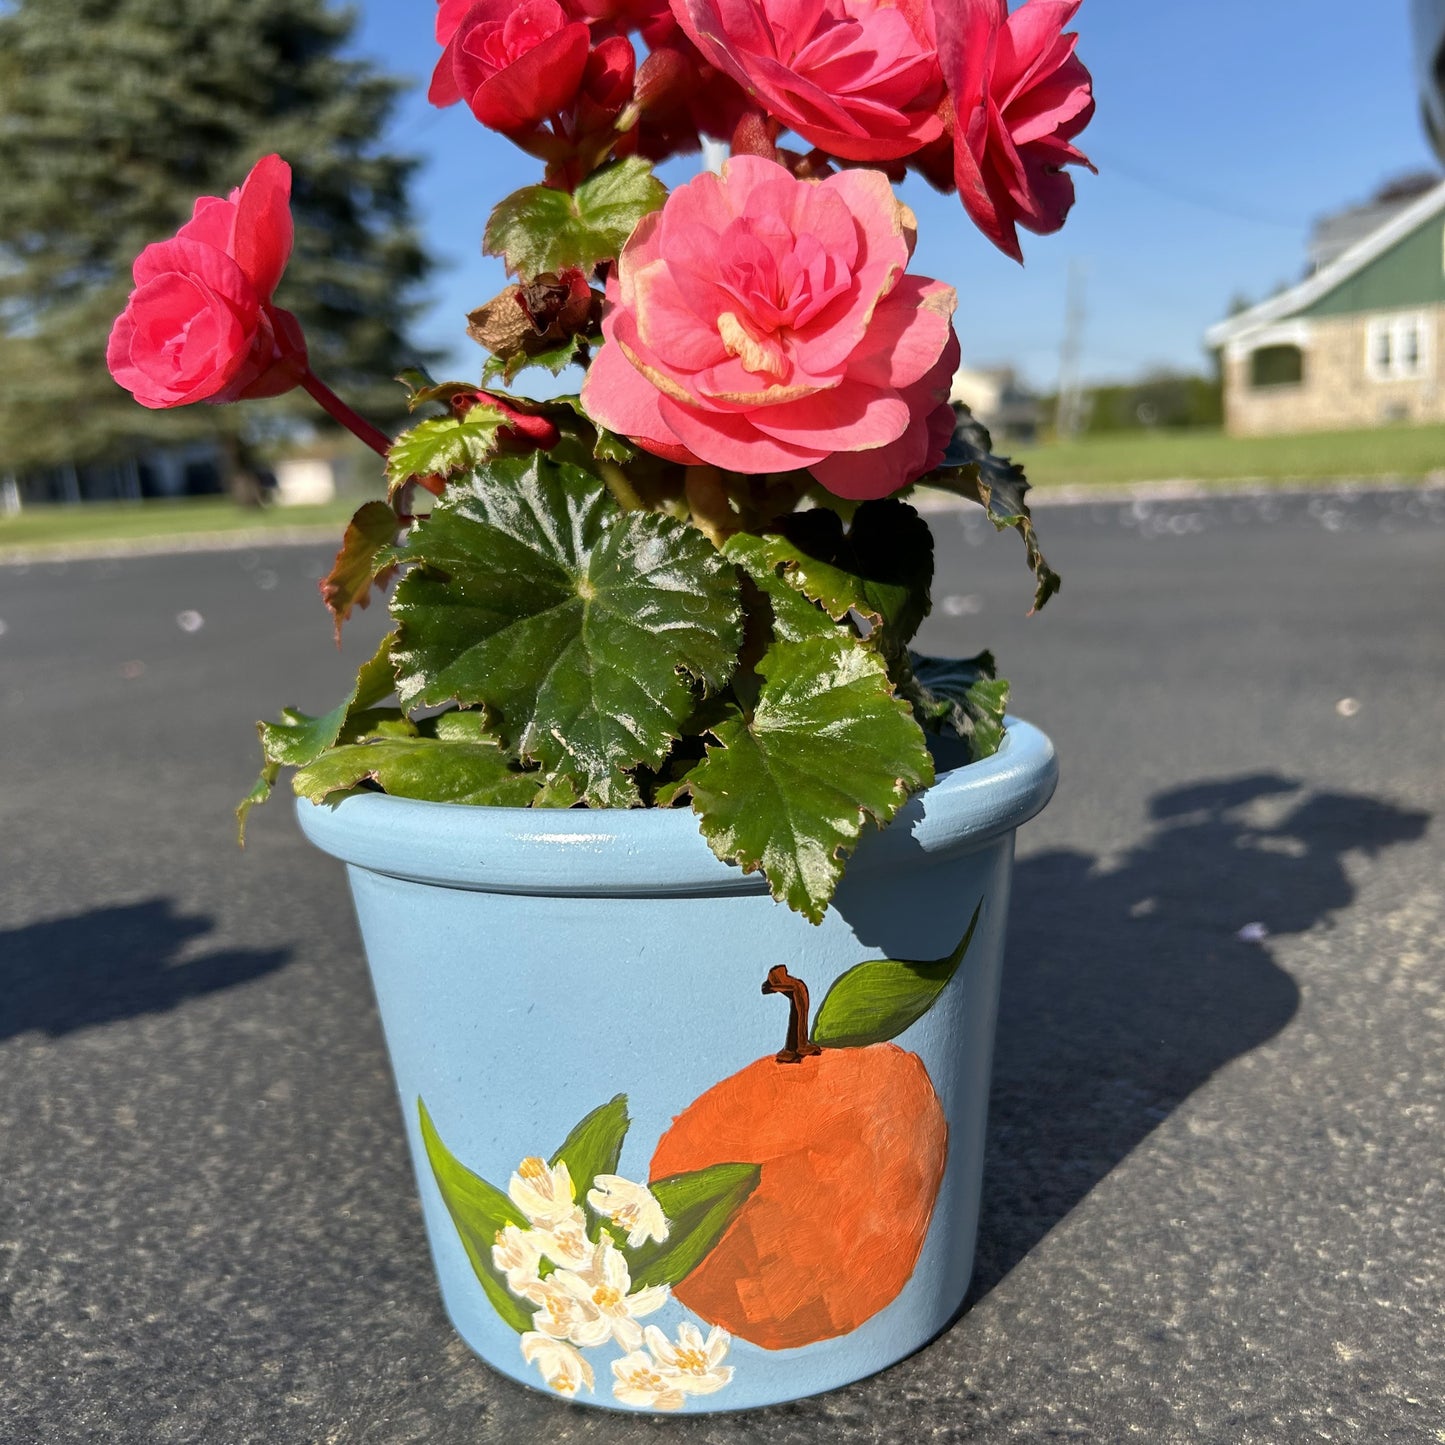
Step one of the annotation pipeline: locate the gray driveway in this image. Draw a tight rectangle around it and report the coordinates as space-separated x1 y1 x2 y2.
1 488 1442 1443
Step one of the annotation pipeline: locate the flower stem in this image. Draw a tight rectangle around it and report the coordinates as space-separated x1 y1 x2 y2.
762 965 823 1064
300 370 392 458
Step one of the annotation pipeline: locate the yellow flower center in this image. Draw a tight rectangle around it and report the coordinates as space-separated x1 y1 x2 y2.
593 1285 623 1310
626 1367 666 1391
517 1156 549 1186
550 1373 577 1394
674 1347 709 1374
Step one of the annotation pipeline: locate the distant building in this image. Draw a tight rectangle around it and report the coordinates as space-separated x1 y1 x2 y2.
949 365 1041 444
1207 179 1445 436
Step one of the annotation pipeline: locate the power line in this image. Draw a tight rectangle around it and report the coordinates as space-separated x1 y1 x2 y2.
1091 151 1304 230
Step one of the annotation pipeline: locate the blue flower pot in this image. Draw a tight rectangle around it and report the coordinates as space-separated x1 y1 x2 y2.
296 718 1056 1413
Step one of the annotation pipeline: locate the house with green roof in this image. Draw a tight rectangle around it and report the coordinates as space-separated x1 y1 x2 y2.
1206 179 1445 435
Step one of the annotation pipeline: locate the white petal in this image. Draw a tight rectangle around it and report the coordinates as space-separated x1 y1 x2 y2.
626 1285 669 1319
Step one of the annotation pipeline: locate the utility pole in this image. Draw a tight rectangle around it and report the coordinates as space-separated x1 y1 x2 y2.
1055 260 1088 440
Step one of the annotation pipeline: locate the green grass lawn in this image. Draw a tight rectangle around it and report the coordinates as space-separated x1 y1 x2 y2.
1013 423 1445 488
0 495 361 553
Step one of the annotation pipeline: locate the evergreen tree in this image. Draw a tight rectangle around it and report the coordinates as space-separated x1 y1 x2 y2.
0 0 432 471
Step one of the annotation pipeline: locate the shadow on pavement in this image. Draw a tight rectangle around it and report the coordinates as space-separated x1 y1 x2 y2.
0 897 290 1040
968 773 1431 1304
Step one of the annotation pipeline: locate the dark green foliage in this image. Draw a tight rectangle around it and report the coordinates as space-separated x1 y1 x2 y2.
0 0 431 467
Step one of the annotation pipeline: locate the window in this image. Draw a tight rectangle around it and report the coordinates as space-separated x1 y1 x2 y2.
1249 344 1305 389
1365 314 1430 381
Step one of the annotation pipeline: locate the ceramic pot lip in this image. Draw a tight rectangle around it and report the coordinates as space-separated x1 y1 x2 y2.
293 714 1057 898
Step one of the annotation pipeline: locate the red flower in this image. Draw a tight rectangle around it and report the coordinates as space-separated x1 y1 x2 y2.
936 0 1095 261
107 155 307 410
668 0 946 163
429 0 592 135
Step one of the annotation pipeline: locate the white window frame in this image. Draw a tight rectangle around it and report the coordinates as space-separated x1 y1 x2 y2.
1365 313 1431 382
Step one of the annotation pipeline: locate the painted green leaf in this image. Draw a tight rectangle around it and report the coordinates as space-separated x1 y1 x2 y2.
550 1094 630 1199
484 159 666 279
927 409 1060 613
901 650 1010 762
687 633 934 924
236 633 398 840
812 898 984 1049
319 501 400 639
391 452 742 806
627 1162 761 1291
417 1098 532 1334
385 410 507 496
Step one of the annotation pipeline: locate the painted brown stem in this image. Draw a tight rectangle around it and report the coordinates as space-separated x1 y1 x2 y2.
300 370 392 458
762 965 823 1064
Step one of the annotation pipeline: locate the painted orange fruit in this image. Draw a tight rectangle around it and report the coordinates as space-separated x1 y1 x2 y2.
650 967 948 1351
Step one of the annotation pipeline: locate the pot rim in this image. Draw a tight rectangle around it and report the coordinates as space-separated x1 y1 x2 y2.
293 714 1057 897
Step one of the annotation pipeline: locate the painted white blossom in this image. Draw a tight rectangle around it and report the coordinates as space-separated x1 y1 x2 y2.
611 1351 687 1411
643 1322 734 1395
547 1238 667 1352
508 1156 577 1228
586 1174 670 1248
491 1224 545 1295
520 1331 594 1397
523 1276 614 1349
532 1207 593 1274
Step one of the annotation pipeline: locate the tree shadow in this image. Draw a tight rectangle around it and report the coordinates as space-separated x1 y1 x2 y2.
0 898 290 1041
967 773 1431 1304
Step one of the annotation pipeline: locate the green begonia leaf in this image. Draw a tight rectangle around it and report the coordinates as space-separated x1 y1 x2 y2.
291 733 542 807
482 332 594 387
417 1099 532 1334
551 1095 630 1199
626 1163 761 1291
686 633 934 923
901 650 1010 762
732 501 934 657
391 453 742 806
385 411 508 497
319 500 400 639
811 898 984 1048
484 159 666 279
928 409 1061 612
723 532 842 644
236 633 398 840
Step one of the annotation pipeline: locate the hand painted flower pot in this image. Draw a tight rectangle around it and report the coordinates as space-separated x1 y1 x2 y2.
295 717 1056 1413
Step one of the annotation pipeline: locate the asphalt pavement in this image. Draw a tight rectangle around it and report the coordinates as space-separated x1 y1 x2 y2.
1 487 1442 1444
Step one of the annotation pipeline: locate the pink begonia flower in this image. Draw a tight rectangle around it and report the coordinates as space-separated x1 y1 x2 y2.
935 0 1095 261
107 155 308 410
429 0 591 134
668 0 945 161
582 156 959 500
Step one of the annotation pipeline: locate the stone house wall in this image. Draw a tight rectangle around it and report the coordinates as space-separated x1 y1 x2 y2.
1222 305 1445 436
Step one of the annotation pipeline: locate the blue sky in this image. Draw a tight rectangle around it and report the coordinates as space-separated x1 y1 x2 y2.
352 1 1438 391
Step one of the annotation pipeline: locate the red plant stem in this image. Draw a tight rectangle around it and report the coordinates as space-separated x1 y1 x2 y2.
300 370 392 458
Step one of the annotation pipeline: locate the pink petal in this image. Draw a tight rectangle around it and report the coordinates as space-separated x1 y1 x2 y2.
582 339 700 463
231 155 294 301
749 378 911 449
177 195 236 253
469 24 591 132
843 277 956 390
657 394 822 472
633 261 730 372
